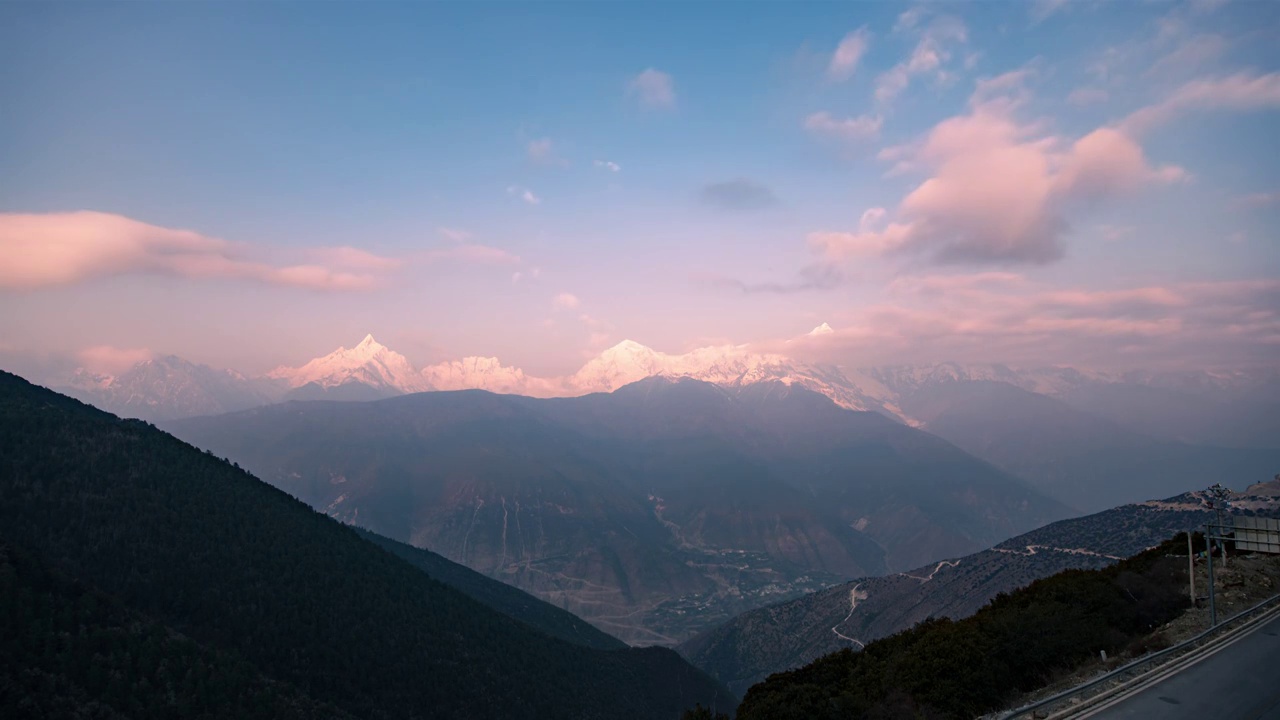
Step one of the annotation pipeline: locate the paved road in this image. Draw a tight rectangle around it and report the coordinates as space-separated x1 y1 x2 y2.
1089 611 1280 719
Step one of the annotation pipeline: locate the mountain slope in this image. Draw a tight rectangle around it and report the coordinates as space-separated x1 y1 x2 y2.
0 540 355 720
167 377 1067 646
0 371 735 719
354 528 625 651
57 355 274 421
678 484 1280 696
893 379 1280 512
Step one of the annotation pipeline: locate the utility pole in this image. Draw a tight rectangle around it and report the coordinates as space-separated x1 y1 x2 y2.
1208 484 1233 568
1206 522 1217 627
1187 532 1196 603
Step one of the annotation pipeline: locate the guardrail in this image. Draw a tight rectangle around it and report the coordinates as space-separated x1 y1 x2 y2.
999 590 1280 719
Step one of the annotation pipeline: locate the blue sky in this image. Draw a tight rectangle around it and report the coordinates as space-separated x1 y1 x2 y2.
1 0 1277 377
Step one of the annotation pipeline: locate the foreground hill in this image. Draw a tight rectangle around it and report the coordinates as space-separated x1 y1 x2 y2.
167 376 1066 645
679 484 1280 696
1 541 355 720
0 371 734 719
735 536 1193 720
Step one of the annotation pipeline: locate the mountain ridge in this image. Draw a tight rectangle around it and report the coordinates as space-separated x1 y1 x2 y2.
0 370 737 718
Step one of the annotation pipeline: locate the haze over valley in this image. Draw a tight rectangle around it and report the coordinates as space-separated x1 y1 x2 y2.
2 0 1279 717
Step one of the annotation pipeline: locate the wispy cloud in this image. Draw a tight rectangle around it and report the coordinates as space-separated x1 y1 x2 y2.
0 211 397 291
1030 0 1071 24
699 179 779 210
423 244 521 265
506 185 542 205
79 345 154 374
1067 87 1109 106
827 27 871 81
552 292 580 310
784 276 1280 370
594 160 621 173
702 263 844 295
1233 190 1280 209
527 137 567 166
1120 71 1280 135
803 112 883 142
875 13 968 105
629 68 676 108
437 227 473 243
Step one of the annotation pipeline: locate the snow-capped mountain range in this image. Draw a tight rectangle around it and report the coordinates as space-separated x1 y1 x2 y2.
49 330 1279 432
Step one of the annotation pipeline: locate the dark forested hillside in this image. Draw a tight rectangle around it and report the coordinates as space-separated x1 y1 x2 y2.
0 371 735 719
735 537 1191 720
0 541 355 720
355 528 625 650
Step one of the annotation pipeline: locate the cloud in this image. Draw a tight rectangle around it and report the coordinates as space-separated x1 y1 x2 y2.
875 14 968 105
1030 0 1070 23
308 246 402 271
827 27 871 81
594 160 621 172
527 137 567 166
0 211 394 291
78 345 154 374
1097 224 1134 242
1147 33 1227 77
1120 72 1280 136
783 276 1280 370
1234 191 1280 209
699 263 844 295
811 73 1184 266
437 227 473 243
699 179 779 210
512 266 542 284
629 68 676 108
552 292 580 310
1067 87 1109 106
803 112 883 142
506 185 542 205
423 244 521 265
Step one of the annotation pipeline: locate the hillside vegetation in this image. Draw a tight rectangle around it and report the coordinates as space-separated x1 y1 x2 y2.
736 537 1190 720
0 371 734 719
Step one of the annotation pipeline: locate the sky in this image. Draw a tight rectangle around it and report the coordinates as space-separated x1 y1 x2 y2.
1 0 1278 379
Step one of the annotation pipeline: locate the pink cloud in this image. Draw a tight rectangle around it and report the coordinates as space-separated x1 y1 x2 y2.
308 246 403 271
552 292 580 310
1120 71 1280 136
78 345 154 374
778 276 1279 370
827 27 871 81
0 211 394 291
422 244 521 265
815 74 1180 266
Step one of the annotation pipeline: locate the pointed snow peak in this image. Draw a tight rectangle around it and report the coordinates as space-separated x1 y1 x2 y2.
809 322 834 336
607 339 654 354
359 333 377 347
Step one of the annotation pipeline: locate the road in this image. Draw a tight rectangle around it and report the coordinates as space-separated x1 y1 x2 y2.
1086 611 1280 719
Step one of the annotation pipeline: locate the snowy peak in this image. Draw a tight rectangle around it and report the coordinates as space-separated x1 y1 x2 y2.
269 335 426 393
568 341 905 419
808 322 833 336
